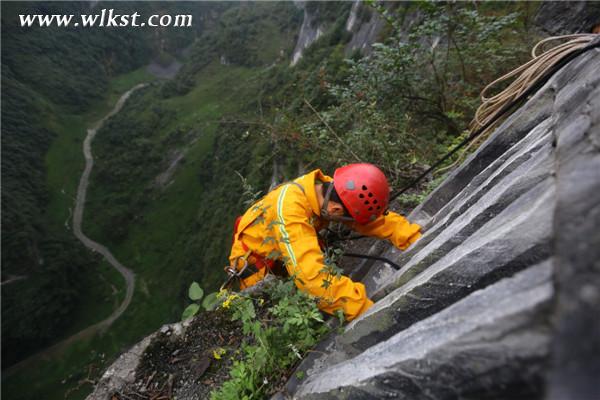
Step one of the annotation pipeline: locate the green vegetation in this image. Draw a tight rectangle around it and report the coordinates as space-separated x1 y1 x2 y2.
211 280 329 399
66 260 127 334
0 1 164 367
0 3 157 111
2 1 209 396
265 3 535 190
201 180 344 397
181 282 220 320
81 3 304 326
1 52 100 368
161 2 302 97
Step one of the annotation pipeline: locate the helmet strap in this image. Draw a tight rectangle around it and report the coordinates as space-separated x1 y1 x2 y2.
320 182 334 220
321 182 354 223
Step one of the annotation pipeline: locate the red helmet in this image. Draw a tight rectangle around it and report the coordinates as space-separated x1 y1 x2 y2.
333 163 390 224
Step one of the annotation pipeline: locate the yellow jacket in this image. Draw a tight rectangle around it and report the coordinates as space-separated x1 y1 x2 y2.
229 169 421 321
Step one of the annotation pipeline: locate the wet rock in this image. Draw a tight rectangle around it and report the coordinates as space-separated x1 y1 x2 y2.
346 178 553 351
546 54 600 400
295 262 554 399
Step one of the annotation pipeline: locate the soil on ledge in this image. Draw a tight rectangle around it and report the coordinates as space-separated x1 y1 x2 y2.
112 309 242 400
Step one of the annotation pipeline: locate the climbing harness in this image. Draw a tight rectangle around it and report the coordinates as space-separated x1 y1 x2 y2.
221 182 305 290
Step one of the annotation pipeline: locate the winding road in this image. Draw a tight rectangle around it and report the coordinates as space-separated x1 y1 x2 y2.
5 84 146 376
73 84 146 327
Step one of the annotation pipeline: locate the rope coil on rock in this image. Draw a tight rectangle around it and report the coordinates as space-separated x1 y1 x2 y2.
474 34 597 133
435 34 599 174
399 33 599 189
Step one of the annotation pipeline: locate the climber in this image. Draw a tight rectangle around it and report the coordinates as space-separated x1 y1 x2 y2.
226 163 422 321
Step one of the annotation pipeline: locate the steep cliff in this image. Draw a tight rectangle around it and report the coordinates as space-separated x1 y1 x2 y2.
288 39 600 400
343 0 387 56
290 1 387 66
290 2 327 66
87 37 599 400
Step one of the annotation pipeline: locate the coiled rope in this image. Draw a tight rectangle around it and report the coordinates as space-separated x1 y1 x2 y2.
391 33 599 197
475 34 596 129
435 33 599 175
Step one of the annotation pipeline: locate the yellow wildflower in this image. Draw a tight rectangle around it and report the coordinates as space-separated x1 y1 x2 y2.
222 293 239 309
213 348 226 360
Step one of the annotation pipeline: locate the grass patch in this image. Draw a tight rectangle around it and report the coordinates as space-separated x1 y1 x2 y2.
3 326 132 400
64 260 127 336
82 60 265 334
83 60 263 283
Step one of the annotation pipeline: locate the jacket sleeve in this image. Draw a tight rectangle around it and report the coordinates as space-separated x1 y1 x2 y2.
274 185 373 321
353 211 422 250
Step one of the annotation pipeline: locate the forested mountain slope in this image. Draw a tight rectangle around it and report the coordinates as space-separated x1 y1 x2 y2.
2 1 154 366
2 0 227 384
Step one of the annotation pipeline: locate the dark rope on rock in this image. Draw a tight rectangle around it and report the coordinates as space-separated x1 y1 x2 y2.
341 252 402 271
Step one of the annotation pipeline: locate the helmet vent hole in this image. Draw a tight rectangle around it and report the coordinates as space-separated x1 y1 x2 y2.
364 201 370 205
359 193 365 198
362 185 368 191
373 199 378 204
368 207 373 211
368 192 373 197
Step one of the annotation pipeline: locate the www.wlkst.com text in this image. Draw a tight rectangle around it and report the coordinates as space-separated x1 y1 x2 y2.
19 9 192 28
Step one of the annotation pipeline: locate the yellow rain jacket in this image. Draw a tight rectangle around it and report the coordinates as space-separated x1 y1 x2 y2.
229 169 421 321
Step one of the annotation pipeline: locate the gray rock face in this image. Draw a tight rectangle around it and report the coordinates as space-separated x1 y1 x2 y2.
344 1 387 56
546 48 600 400
290 3 326 66
288 43 600 400
535 1 600 35
296 262 554 399
291 1 391 66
